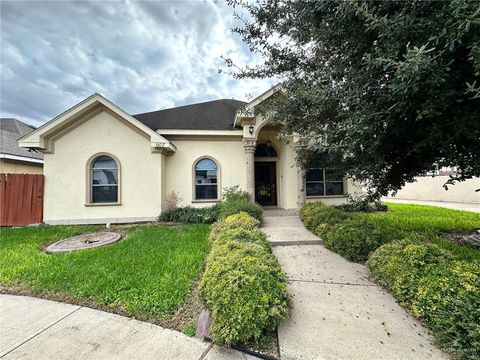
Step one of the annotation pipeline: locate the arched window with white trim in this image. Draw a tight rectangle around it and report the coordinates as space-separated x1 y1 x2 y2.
194 158 218 200
90 155 119 203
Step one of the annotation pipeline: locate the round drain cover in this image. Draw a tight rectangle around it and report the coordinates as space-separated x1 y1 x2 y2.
45 232 122 253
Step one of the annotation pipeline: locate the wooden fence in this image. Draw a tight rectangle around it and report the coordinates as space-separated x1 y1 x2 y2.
0 173 44 226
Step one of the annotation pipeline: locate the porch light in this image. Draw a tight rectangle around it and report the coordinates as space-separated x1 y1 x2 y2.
248 125 254 135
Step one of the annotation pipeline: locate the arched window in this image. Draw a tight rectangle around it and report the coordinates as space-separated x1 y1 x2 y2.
194 158 218 200
91 155 119 203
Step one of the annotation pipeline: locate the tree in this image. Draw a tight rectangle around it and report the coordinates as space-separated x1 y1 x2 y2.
226 0 480 198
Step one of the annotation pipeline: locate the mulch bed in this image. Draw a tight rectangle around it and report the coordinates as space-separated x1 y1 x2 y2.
443 230 480 248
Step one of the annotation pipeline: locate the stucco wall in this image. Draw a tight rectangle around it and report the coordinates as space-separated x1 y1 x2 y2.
163 136 247 207
44 110 164 224
391 176 480 204
0 159 43 174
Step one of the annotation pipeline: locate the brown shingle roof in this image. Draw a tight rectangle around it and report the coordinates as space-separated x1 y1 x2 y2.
0 118 43 160
133 99 246 131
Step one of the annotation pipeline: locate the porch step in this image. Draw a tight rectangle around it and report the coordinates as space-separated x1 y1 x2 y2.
269 239 323 247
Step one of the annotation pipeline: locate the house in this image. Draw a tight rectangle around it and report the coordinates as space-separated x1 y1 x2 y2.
0 118 43 174
18 87 361 225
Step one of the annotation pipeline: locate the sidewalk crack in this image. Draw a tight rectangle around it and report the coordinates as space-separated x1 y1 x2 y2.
0 306 83 358
198 342 214 360
288 278 376 287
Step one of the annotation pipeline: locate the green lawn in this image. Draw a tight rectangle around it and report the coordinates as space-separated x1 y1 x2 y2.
0 224 210 319
363 203 480 259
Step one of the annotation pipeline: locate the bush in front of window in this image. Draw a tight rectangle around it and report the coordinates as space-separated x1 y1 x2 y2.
221 185 250 203
158 205 219 224
336 195 388 213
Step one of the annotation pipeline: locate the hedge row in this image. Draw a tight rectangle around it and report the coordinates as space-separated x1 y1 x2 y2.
300 201 480 358
159 186 263 224
300 202 388 262
199 212 290 346
368 238 480 359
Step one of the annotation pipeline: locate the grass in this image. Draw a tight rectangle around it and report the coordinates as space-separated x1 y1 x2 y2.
361 203 480 259
363 203 480 237
0 224 210 320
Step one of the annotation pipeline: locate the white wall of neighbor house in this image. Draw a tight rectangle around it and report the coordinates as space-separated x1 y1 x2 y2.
163 136 247 207
43 110 164 224
390 176 480 204
0 159 43 174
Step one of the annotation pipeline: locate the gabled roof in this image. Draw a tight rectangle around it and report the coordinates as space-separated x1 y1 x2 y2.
134 99 246 131
0 118 43 161
234 84 282 126
18 94 176 155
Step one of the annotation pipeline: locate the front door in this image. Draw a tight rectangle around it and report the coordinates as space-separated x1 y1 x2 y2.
254 162 277 206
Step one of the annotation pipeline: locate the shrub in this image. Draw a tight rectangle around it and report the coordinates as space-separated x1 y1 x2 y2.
368 238 480 358
336 196 388 213
159 205 219 224
300 202 354 231
222 185 250 203
319 221 385 262
218 200 263 222
199 240 290 345
210 212 261 240
164 191 182 212
214 228 269 249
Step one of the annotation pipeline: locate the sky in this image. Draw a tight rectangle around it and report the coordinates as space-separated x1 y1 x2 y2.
0 0 273 127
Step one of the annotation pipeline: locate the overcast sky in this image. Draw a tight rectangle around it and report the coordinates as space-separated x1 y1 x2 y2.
0 0 273 127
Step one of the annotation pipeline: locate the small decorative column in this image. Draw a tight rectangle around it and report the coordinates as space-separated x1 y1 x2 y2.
243 139 256 202
294 139 308 208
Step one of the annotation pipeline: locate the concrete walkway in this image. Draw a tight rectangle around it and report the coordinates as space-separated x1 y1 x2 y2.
0 294 254 360
264 215 448 360
383 198 480 213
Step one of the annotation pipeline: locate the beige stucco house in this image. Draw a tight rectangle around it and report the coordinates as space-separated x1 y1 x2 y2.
18 87 359 225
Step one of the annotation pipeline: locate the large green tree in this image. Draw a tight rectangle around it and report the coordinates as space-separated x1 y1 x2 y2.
227 0 480 198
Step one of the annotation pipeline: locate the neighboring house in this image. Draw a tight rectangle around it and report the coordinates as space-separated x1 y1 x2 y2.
18 87 361 225
389 176 480 204
0 118 43 174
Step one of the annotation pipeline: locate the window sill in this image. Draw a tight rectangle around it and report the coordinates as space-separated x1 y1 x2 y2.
84 202 122 207
191 199 219 204
306 195 347 199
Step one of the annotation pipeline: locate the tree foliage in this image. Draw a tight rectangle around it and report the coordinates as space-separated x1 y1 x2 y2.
227 0 480 197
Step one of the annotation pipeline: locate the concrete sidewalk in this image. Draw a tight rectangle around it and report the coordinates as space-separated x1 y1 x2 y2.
265 216 448 360
383 198 480 213
0 294 254 360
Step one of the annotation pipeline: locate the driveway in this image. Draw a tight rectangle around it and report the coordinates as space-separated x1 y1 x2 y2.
263 215 448 360
0 294 253 360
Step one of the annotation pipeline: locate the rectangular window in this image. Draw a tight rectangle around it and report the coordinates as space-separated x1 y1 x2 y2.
195 169 218 200
305 168 344 197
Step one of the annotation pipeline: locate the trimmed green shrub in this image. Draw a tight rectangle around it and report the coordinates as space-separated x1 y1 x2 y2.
210 212 260 240
300 202 353 231
218 200 263 222
199 240 290 345
336 198 388 213
159 205 219 224
319 221 385 263
368 238 480 359
214 228 269 249
222 185 250 203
